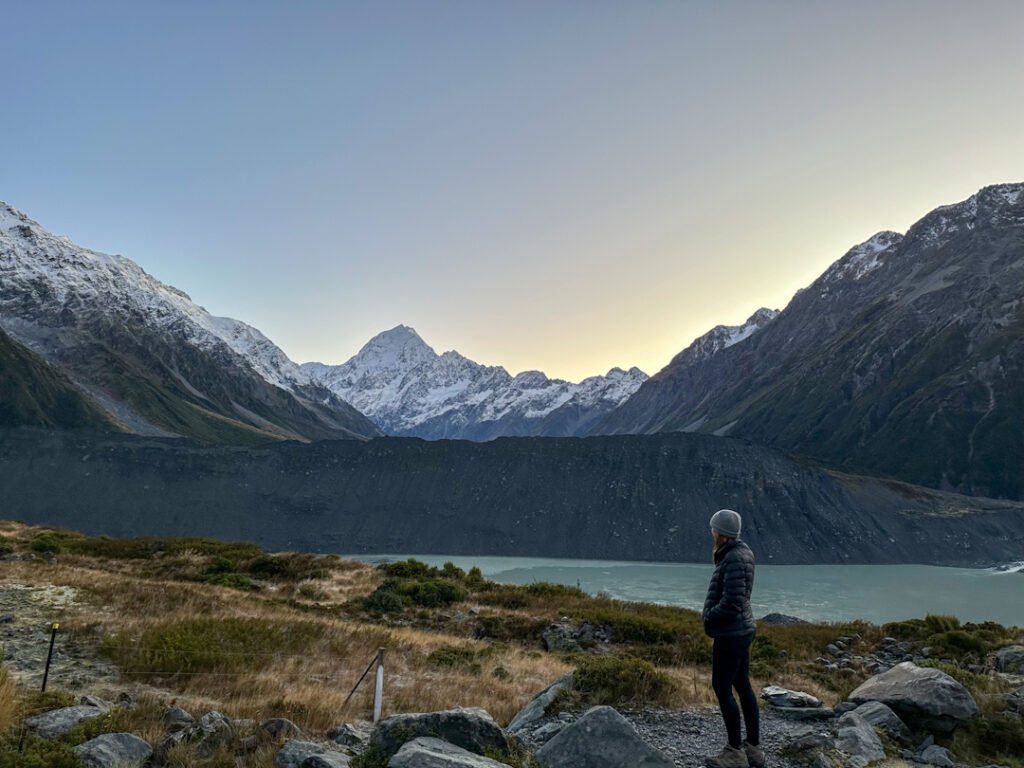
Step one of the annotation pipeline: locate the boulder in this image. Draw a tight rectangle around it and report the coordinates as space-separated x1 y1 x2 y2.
534 705 673 768
786 725 835 752
852 700 911 743
371 707 508 760
303 753 352 768
1005 686 1024 712
835 712 885 768
276 739 330 768
533 722 565 743
328 722 370 747
760 685 823 709
847 661 978 733
162 706 195 733
194 711 235 757
388 737 509 767
994 645 1024 674
759 613 807 625
79 695 111 711
262 717 303 740
919 744 955 768
507 673 574 733
25 705 107 739
73 732 152 768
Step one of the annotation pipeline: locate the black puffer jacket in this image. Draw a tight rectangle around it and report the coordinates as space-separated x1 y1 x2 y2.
702 538 756 638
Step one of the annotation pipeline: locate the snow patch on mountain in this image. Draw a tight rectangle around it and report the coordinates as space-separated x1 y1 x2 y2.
667 307 779 370
302 326 648 436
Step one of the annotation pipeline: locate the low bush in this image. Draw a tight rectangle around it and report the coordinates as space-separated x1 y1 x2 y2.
101 616 323 677
427 645 477 670
203 572 259 591
573 655 676 707
362 587 406 614
474 614 548 642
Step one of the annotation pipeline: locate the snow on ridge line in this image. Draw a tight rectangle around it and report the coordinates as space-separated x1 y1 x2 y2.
0 201 309 392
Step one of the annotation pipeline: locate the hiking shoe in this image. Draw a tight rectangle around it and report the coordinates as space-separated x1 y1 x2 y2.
743 741 766 768
705 745 749 768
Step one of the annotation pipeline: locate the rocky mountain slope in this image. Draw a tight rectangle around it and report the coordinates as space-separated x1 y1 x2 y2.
597 183 1024 501
0 202 379 443
3 428 1022 565
0 327 117 430
302 325 647 439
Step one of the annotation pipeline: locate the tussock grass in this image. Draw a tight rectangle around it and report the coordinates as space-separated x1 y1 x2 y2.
0 666 17 736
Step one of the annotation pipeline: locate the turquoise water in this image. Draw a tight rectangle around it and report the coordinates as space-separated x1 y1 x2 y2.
350 555 1024 626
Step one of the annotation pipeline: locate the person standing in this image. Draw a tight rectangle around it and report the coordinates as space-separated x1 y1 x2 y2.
702 509 763 768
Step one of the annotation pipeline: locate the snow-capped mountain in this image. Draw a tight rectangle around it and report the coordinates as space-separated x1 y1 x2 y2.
667 307 780 370
597 182 1024 501
302 325 648 439
0 202 379 442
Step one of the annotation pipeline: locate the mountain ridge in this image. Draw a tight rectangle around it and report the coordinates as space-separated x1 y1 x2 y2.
595 182 1024 500
0 201 380 443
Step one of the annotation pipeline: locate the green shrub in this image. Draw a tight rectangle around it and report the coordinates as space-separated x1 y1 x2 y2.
573 655 676 706
29 532 65 554
203 572 258 591
0 537 14 556
100 616 323 677
362 588 405 614
574 609 676 645
427 645 477 669
492 666 511 680
405 579 468 607
929 630 988 657
0 734 80 768
204 556 235 575
474 614 548 642
953 710 1024 767
380 559 434 580
924 614 962 634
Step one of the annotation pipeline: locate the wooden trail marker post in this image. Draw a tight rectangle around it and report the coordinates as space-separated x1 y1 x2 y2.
41 622 59 692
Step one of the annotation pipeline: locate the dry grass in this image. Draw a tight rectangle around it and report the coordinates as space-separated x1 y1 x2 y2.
0 665 17 735
0 557 570 730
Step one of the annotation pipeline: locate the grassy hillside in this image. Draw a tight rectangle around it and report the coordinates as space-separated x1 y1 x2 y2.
0 329 118 431
0 522 1021 767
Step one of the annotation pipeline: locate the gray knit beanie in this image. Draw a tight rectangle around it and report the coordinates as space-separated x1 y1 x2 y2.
710 508 741 538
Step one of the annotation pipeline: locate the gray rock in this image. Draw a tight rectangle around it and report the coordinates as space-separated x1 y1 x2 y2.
758 613 807 625
787 725 834 752
532 722 565 743
79 695 111 711
919 744 955 767
329 723 370 747
303 753 352 768
388 737 508 767
847 661 979 733
852 700 911 743
371 707 508 760
761 685 823 708
262 717 303 740
833 702 858 715
25 705 107 739
835 711 885 768
994 645 1024 674
1005 686 1024 711
811 754 836 768
916 734 935 752
162 706 195 732
767 704 835 721
507 673 574 733
543 620 582 652
73 732 152 768
535 705 673 768
0 612 14 623
277 740 329 768
195 711 235 758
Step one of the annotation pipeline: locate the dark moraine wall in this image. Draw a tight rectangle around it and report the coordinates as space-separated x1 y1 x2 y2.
1 428 1022 565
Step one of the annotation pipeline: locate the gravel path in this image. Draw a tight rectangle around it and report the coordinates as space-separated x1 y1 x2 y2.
519 705 818 768
0 583 119 691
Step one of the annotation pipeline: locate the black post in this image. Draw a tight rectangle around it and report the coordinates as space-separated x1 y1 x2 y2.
41 622 59 692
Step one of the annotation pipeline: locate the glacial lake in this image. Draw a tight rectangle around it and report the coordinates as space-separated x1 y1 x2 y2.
350 555 1024 627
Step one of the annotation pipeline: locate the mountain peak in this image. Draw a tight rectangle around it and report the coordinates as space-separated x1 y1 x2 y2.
348 324 437 370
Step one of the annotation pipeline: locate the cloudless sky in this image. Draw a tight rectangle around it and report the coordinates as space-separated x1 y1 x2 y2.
3 1 1024 380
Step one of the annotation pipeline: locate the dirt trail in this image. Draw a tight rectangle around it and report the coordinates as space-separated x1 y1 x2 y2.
0 582 119 692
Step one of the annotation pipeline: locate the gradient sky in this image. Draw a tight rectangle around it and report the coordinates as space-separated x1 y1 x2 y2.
4 1 1024 381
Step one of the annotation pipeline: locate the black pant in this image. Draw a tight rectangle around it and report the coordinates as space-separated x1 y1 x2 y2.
712 632 759 749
